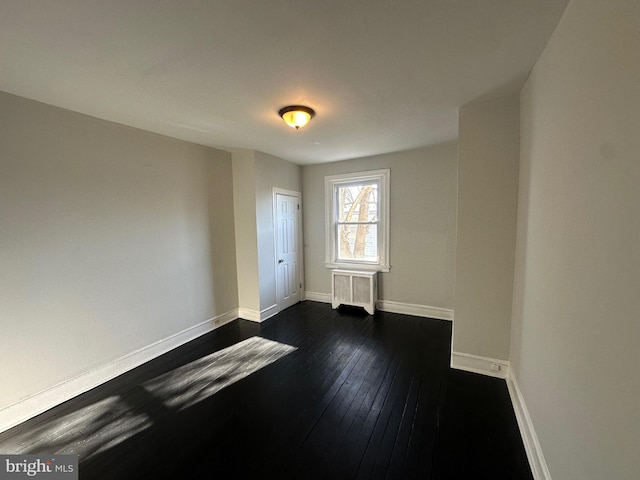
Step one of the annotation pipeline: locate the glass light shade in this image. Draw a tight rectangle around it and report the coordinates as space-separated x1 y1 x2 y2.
279 105 315 130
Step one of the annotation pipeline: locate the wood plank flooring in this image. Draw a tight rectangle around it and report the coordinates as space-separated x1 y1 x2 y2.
0 301 532 479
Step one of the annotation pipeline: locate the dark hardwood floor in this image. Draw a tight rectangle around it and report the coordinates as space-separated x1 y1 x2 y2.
0 301 532 479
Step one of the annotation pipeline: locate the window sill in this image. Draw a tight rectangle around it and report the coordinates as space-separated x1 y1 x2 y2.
325 262 390 273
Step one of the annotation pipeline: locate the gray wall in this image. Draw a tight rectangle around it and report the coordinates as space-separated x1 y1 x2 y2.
302 144 458 309
232 150 261 312
0 92 238 410
512 0 640 478
232 149 301 317
254 151 302 313
454 96 520 360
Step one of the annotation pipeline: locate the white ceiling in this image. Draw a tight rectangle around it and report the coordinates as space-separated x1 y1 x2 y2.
0 0 568 165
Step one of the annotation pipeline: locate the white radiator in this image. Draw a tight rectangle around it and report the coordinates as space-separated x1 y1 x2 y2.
331 269 378 315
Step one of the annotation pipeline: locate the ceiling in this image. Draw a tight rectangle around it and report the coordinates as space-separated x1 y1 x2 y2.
0 0 568 165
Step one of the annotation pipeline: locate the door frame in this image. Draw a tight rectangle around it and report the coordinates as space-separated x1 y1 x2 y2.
273 188 304 311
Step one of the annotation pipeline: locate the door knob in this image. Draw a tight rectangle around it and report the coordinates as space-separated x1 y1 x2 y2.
278 259 284 264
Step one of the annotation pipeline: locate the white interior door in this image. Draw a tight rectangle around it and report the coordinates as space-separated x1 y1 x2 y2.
275 192 301 311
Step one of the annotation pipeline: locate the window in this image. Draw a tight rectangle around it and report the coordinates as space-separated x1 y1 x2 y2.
325 169 390 272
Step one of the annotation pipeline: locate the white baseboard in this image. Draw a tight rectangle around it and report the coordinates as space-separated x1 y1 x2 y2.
238 308 260 322
238 304 278 322
304 291 332 303
0 309 239 434
259 304 278 321
506 371 552 480
377 300 454 321
451 351 510 379
303 292 454 321
450 352 550 479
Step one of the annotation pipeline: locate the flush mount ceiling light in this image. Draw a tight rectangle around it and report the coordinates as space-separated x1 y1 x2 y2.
278 105 315 130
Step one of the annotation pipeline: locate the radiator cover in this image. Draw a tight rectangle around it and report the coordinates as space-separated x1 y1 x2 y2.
331 269 378 315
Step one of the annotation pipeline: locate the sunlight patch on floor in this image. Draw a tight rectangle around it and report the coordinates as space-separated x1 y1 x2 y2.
0 336 296 460
143 336 297 411
2 396 150 459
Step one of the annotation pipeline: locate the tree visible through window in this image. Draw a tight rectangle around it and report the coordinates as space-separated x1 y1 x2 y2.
325 169 390 272
337 183 378 261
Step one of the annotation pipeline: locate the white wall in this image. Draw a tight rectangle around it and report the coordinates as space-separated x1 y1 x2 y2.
302 144 458 310
512 1 640 478
0 92 238 411
454 95 520 360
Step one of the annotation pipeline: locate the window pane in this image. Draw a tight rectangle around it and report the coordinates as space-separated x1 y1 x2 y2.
337 224 378 261
338 183 378 223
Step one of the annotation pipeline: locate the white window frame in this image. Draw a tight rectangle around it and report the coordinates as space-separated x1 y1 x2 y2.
324 169 390 272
